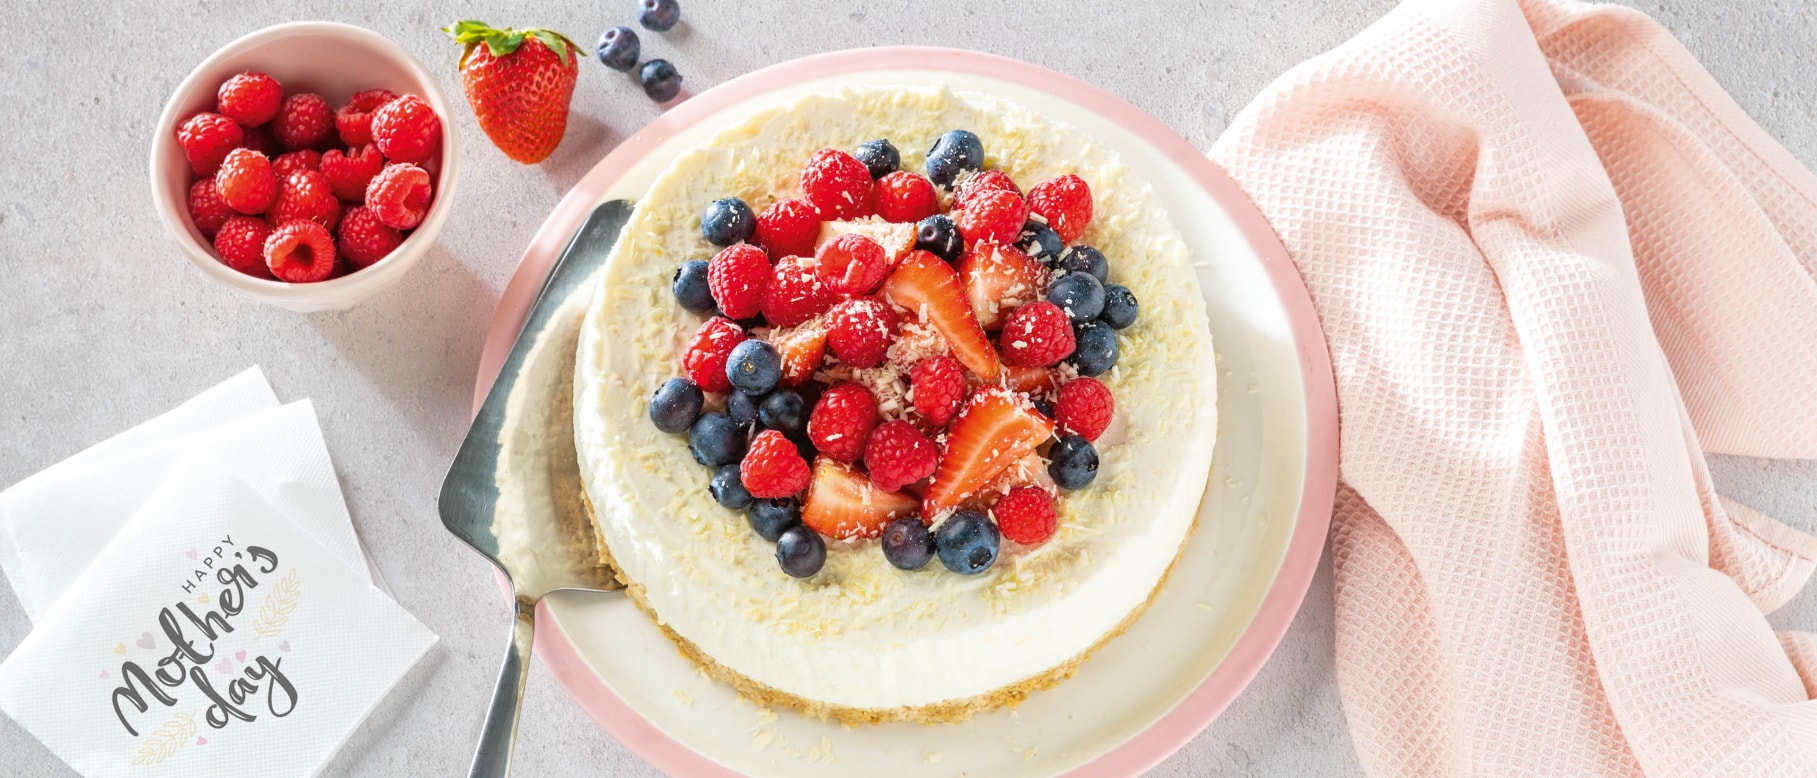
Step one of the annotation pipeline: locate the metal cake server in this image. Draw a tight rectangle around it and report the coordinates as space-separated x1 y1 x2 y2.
439 199 633 777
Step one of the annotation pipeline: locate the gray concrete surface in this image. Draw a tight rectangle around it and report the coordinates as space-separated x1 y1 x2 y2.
2 0 1814 775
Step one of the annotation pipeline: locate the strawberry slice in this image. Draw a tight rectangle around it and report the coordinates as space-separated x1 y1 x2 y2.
817 218 915 266
801 457 921 540
880 250 1002 382
768 316 828 388
958 242 1048 332
922 386 1054 518
1002 364 1058 395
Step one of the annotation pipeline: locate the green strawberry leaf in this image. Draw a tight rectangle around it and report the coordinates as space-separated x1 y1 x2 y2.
485 31 526 58
528 29 572 62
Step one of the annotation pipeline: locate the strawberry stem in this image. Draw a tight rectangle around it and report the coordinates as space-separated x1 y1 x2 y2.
442 20 578 66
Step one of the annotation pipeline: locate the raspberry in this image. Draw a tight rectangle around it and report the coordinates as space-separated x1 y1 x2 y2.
762 254 838 327
754 198 819 258
273 150 320 179
370 95 441 164
827 297 899 369
800 148 872 220
263 219 336 283
365 163 433 229
999 301 1075 367
271 93 335 150
320 144 385 202
216 71 282 126
872 171 939 223
741 430 812 499
176 112 243 176
992 485 1057 545
335 88 398 147
1054 377 1113 441
212 216 273 278
815 232 889 295
957 188 1028 249
214 149 277 215
682 317 746 393
1027 174 1094 243
271 169 342 231
910 356 968 427
237 126 281 157
337 206 403 268
707 243 771 319
808 381 879 463
954 170 1021 211
187 179 234 239
863 419 938 492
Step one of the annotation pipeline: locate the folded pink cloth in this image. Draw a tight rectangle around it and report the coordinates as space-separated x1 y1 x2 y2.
1211 0 1817 773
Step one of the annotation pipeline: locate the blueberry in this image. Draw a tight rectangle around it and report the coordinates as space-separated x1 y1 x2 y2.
725 340 781 395
1047 272 1105 322
748 498 802 541
640 59 683 102
776 525 826 578
637 0 681 31
1057 245 1109 284
1017 221 1063 263
915 214 963 262
688 412 745 467
1032 397 1055 419
1100 284 1139 330
881 516 936 571
853 139 900 179
1068 320 1120 377
727 390 761 427
935 510 1000 575
758 389 806 437
701 197 755 246
671 260 714 314
595 26 640 71
649 378 703 434
925 130 984 189
1049 435 1099 490
710 464 753 510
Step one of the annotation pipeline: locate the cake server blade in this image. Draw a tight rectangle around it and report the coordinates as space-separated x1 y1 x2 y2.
439 199 633 778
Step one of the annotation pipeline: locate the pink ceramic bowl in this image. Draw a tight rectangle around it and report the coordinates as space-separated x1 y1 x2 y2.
148 22 461 312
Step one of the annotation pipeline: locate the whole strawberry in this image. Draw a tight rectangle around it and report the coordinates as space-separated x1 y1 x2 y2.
444 20 579 164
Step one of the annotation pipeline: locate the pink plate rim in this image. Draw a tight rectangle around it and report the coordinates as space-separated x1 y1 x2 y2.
471 46 1337 778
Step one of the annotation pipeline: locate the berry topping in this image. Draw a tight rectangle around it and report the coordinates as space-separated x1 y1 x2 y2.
320 143 385 202
707 243 771 319
710 463 753 509
922 387 1054 517
689 411 745 467
815 232 890 295
671 259 715 314
212 216 273 278
1068 320 1120 377
827 297 899 369
365 163 434 229
640 59 683 102
263 219 336 283
272 92 335 150
370 95 442 163
953 170 1021 210
742 429 812 499
748 498 803 542
236 126 281 158
1057 245 1109 283
448 22 581 163
801 457 920 540
213 149 277 215
272 150 320 179
958 242 1047 332
682 316 746 393
956 188 1027 249
863 419 939 492
807 381 879 463
638 0 682 31
1054 377 1113 441
726 339 783 395
1048 434 1099 490
910 356 969 427
776 524 826 578
768 317 828 388
818 219 916 265
271 169 342 231
187 179 234 239
853 139 900 179
337 206 403 268
1026 174 1094 243
935 510 1000 575
879 251 1002 381
999 301 1076 368
1003 364 1060 395
992 485 1057 546
914 214 963 262
649 377 704 433
801 149 873 220
873 171 939 224
595 25 640 71
1017 221 1063 263
754 199 820 259
334 88 398 147
216 71 282 127
881 516 936 571
702 197 756 246
762 255 839 327
727 390 760 428
1047 271 1106 322
1100 284 1139 329
759 388 808 437
925 130 984 189
177 112 244 176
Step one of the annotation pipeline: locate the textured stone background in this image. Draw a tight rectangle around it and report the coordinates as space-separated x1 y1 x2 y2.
3 0 1814 775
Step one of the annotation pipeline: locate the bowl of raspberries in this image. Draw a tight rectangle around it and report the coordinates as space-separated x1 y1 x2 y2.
150 22 461 312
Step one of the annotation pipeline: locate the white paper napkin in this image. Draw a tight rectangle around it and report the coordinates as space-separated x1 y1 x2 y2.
0 458 436 777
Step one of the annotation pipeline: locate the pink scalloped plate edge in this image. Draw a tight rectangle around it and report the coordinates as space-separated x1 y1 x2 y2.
471 46 1337 778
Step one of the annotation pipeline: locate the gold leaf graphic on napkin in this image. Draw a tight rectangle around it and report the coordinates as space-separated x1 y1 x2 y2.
252 569 301 638
130 711 195 765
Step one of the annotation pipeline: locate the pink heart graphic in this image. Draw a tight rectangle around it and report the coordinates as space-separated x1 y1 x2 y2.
215 657 233 675
195 736 207 746
278 640 291 652
186 548 197 560
235 650 246 663
135 632 154 650
98 670 109 679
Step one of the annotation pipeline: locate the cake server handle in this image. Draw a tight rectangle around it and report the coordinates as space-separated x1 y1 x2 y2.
469 594 537 777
